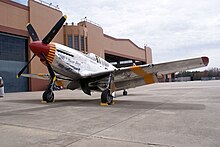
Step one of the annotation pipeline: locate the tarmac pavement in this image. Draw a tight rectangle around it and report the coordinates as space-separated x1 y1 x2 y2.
0 80 220 147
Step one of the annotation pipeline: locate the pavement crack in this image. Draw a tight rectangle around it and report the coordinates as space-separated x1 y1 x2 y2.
91 135 172 147
0 122 87 138
66 101 171 146
90 101 167 136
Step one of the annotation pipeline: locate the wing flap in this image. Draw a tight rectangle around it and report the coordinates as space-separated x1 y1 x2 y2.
114 75 158 91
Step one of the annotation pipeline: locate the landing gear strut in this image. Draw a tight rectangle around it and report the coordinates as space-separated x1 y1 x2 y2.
100 73 114 105
41 52 56 103
42 77 56 103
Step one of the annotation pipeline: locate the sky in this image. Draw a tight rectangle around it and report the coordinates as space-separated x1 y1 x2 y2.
14 0 220 70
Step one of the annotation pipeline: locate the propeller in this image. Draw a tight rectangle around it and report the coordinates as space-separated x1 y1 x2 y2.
42 15 67 44
16 23 39 78
16 54 36 78
17 15 67 78
27 23 39 41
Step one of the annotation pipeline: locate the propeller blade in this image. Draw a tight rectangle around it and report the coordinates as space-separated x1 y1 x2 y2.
27 23 39 41
41 52 56 80
42 15 67 44
17 54 36 78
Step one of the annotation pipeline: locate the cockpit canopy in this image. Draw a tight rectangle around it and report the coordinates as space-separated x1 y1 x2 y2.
86 53 110 67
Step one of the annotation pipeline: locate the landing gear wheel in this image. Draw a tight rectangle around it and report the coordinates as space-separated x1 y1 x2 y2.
123 90 128 96
101 89 113 104
42 90 54 103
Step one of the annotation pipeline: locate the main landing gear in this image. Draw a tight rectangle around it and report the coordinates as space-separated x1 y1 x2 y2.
101 89 113 104
42 89 54 103
42 76 56 103
42 77 56 103
41 52 56 103
100 73 115 106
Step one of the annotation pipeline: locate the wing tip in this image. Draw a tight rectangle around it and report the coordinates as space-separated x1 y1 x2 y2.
201 56 209 66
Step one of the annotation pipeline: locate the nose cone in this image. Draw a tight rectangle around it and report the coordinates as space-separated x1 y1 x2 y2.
29 41 50 59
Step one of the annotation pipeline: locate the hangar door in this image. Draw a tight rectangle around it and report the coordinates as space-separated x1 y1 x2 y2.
0 33 28 92
105 53 146 68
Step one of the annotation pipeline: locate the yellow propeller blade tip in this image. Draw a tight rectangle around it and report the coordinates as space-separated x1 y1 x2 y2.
26 23 30 27
63 15 67 19
16 75 19 78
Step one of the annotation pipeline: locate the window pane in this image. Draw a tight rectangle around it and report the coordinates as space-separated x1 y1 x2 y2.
85 37 88 52
74 35 79 50
81 36 84 51
0 33 27 62
67 35 73 48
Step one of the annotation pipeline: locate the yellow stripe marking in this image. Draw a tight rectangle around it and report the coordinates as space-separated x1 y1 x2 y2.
45 43 56 64
47 57 53 60
47 54 54 58
48 55 54 58
49 51 55 53
47 60 53 63
48 52 54 55
49 50 55 52
130 66 154 84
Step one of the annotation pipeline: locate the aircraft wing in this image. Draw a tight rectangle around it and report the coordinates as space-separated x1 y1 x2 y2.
21 73 50 80
21 73 72 88
21 56 208 92
111 56 209 90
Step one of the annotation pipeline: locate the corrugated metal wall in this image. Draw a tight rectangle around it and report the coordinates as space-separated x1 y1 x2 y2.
0 33 28 92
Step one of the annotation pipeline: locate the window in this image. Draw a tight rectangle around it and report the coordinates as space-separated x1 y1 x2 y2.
67 35 72 48
0 33 28 62
81 36 84 51
85 37 88 52
74 35 79 50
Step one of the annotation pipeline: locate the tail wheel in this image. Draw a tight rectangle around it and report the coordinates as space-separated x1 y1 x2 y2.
123 90 128 96
42 90 54 103
101 89 113 104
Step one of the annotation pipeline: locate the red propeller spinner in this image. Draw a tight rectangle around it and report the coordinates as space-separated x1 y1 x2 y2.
29 41 50 60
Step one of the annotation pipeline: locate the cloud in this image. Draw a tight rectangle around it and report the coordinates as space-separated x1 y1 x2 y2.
16 0 220 69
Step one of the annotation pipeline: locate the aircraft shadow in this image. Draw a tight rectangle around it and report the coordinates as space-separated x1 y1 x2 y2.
4 98 205 112
113 100 206 110
115 93 152 98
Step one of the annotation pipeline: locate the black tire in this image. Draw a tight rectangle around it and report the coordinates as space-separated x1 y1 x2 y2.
42 90 54 103
101 89 113 104
123 90 128 96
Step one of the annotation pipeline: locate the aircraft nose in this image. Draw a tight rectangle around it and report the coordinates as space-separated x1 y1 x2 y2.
29 41 50 59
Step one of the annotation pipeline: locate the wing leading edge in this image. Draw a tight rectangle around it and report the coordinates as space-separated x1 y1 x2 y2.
112 56 209 90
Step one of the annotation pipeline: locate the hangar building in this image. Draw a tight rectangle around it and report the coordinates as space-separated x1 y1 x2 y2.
0 0 152 92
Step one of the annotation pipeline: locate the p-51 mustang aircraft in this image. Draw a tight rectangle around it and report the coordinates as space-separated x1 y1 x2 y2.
17 15 209 105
